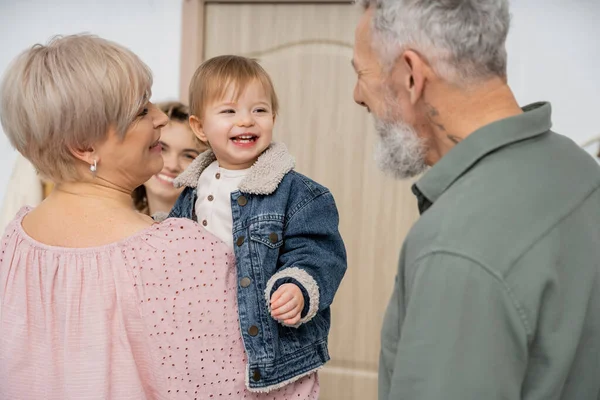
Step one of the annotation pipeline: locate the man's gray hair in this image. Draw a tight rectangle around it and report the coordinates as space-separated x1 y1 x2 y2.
359 0 511 85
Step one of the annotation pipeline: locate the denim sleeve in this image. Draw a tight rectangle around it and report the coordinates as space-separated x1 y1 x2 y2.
384 252 528 400
266 191 347 326
167 196 184 219
167 188 193 220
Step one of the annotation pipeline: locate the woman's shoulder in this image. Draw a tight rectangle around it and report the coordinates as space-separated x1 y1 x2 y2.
10 205 32 223
126 218 235 289
147 217 199 236
136 217 230 253
3 208 225 256
2 206 33 237
139 217 209 241
149 217 198 232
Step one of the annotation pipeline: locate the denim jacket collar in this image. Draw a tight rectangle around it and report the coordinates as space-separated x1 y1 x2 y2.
174 142 295 195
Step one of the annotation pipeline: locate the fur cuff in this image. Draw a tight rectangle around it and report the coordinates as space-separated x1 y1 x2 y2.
264 267 320 327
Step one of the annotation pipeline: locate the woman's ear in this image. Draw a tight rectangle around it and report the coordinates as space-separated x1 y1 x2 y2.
69 145 99 167
189 115 208 143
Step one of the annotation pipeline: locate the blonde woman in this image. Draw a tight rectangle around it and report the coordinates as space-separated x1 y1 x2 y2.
132 101 207 215
0 35 232 399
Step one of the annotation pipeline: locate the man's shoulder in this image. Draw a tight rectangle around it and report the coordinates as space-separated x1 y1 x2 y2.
407 131 600 276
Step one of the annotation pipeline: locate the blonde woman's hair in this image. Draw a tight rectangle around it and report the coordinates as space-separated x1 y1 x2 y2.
188 55 279 119
0 34 152 182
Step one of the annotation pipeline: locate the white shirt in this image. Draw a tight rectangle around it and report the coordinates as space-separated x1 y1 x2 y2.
194 161 249 248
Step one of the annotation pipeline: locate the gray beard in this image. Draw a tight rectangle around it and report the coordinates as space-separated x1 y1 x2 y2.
373 116 428 180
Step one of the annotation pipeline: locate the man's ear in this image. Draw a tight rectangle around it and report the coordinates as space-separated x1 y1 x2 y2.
189 115 208 143
397 49 430 105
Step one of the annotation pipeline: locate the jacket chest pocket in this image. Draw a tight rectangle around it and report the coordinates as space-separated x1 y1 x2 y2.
249 219 284 276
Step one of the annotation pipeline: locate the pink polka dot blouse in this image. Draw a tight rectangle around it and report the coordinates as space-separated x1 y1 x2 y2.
0 208 318 399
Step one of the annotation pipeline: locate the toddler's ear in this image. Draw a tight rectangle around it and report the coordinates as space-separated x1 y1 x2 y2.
189 115 208 143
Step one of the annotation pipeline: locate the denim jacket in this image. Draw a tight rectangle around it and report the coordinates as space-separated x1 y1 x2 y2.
167 143 347 392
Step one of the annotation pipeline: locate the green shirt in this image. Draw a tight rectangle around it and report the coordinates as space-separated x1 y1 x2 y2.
379 102 600 400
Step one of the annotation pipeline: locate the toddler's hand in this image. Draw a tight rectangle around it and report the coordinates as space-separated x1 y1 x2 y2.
270 283 304 326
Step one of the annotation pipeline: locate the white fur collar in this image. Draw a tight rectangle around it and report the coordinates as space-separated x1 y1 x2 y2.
173 142 295 195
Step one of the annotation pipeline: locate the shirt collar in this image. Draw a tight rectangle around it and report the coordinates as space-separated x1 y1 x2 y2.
414 102 553 209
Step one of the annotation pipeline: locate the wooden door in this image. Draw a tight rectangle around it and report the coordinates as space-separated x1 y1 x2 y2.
180 2 420 398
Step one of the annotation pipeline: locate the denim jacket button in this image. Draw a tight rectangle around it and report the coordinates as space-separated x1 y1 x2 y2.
268 232 278 243
240 277 252 288
237 196 248 206
252 369 261 382
236 236 245 247
248 325 259 336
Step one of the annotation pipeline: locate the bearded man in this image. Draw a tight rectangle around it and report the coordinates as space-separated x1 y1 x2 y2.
352 1 600 399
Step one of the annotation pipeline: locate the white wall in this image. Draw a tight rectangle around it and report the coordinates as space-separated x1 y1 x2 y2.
0 0 183 200
0 0 598 203
507 0 600 149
